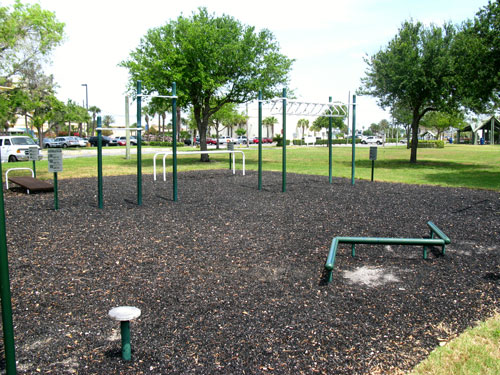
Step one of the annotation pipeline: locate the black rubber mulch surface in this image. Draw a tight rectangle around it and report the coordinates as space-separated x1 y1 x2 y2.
1 170 499 374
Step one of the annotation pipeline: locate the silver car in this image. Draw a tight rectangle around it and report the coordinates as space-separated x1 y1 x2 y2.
55 136 80 148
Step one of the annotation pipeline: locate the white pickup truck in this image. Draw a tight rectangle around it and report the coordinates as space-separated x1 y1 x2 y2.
361 136 383 145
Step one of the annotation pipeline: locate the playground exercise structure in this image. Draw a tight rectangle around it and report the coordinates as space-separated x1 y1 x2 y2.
4 168 53 194
324 221 451 283
153 150 246 182
257 90 354 192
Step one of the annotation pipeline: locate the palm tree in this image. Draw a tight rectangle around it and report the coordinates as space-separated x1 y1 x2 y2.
297 118 309 139
88 105 101 136
263 116 278 138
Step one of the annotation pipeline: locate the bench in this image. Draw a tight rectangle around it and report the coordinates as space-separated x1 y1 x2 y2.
5 168 54 194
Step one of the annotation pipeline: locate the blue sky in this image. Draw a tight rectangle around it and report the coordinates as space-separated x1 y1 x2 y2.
9 0 489 128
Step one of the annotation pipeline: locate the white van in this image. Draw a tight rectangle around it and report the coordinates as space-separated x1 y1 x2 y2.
0 136 42 163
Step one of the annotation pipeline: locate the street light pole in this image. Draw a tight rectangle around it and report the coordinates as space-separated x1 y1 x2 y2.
82 84 88 135
81 83 88 109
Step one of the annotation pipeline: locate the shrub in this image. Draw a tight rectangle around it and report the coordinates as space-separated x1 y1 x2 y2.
409 140 445 148
148 141 184 147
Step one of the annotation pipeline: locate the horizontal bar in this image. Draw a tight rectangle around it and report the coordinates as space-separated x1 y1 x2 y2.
427 221 451 244
137 94 177 99
96 128 142 131
335 237 445 246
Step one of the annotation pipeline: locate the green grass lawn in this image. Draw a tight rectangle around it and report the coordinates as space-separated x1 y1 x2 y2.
411 312 500 375
8 144 500 191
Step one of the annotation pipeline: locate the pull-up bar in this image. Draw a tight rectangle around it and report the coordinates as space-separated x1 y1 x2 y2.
96 81 177 207
268 98 348 118
257 91 354 190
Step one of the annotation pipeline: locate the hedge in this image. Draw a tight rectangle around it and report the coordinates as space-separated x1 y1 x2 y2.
147 141 184 147
409 140 445 148
292 139 361 145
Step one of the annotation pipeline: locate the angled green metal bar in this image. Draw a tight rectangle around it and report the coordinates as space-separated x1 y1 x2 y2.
427 221 450 255
325 235 449 283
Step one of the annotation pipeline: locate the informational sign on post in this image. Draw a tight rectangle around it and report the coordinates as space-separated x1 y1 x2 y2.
48 148 63 172
28 147 39 161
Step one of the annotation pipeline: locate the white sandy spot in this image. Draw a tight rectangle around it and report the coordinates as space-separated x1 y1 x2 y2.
343 266 400 287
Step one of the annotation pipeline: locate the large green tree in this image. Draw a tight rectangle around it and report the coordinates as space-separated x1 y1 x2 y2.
0 0 64 83
420 111 468 140
452 1 500 112
359 20 458 163
120 7 293 161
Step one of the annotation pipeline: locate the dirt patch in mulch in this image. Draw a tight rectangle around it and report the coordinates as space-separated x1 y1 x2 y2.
1 170 499 374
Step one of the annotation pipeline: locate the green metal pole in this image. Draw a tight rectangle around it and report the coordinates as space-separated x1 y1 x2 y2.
136 81 142 206
282 88 287 193
97 116 103 209
120 321 131 361
54 172 59 210
32 160 36 179
351 94 356 186
172 82 178 202
328 96 333 184
258 91 263 191
0 156 17 374
371 160 375 182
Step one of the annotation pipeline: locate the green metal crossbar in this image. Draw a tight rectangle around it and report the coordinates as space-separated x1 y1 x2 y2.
324 221 451 283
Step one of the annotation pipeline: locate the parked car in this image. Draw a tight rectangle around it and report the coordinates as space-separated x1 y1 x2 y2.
108 137 119 146
55 136 80 148
203 138 215 145
262 137 273 144
0 136 42 162
361 136 383 145
131 136 139 145
250 137 260 144
217 136 234 144
42 138 63 148
88 136 112 147
71 136 88 147
236 136 248 144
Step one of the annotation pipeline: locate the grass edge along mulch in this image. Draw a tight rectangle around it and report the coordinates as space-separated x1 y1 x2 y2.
411 311 500 375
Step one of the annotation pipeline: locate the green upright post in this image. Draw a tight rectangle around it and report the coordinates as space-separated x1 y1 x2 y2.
97 116 103 209
172 82 178 202
0 159 17 374
258 91 263 191
136 81 142 206
121 321 131 361
53 172 59 210
282 88 287 193
97 116 104 208
351 94 356 186
32 160 36 178
328 96 333 184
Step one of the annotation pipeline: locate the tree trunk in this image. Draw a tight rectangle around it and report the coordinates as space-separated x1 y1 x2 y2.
194 105 210 162
410 115 419 163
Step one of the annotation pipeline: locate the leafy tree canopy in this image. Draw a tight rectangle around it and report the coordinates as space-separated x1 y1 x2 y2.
359 20 458 162
120 7 293 160
0 0 65 83
452 1 500 112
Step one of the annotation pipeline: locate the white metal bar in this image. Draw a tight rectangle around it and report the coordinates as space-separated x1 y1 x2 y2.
5 168 34 190
153 150 246 181
137 94 178 99
95 127 142 131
